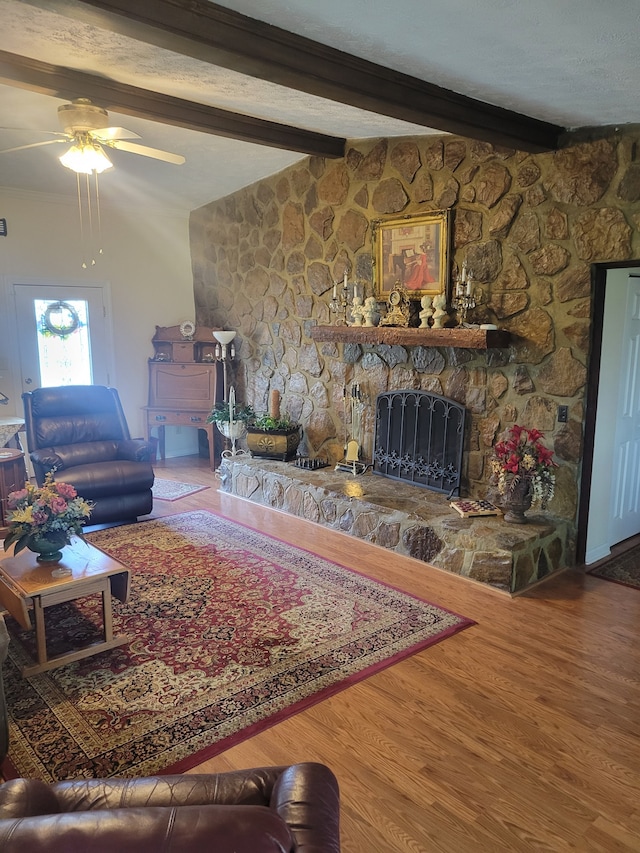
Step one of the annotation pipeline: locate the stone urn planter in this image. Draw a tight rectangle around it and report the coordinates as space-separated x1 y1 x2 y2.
246 425 301 462
501 478 533 524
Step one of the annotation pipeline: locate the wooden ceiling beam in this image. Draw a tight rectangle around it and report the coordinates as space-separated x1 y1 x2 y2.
0 49 345 158
28 0 564 152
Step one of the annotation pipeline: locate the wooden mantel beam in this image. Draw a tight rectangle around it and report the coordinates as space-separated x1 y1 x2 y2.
0 50 346 158
24 0 563 153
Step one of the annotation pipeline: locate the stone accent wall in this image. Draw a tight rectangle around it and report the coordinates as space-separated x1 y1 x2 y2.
190 127 640 529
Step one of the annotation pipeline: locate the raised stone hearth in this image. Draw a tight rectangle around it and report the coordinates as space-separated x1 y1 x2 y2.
218 457 572 594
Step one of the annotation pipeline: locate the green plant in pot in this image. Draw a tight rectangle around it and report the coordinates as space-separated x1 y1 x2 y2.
246 413 301 461
207 400 255 439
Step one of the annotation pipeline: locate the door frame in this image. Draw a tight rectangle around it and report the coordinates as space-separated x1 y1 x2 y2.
4 276 116 411
577 259 640 563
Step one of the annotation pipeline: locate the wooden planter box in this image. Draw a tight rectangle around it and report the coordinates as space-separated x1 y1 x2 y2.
246 426 300 461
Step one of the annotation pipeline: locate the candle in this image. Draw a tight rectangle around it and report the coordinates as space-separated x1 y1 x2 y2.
466 281 472 296
269 389 281 420
343 272 348 289
461 263 467 283
333 282 337 299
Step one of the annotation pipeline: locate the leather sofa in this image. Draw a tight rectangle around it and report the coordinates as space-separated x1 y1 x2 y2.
23 385 154 526
0 762 340 852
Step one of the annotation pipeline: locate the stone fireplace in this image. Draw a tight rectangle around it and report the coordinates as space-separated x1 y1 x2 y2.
218 455 571 594
191 128 640 588
215 328 572 596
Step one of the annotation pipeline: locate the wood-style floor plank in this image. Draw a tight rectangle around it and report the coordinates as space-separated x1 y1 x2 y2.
148 457 640 852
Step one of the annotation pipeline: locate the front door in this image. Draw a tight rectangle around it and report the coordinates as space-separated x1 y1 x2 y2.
609 274 640 545
12 283 111 392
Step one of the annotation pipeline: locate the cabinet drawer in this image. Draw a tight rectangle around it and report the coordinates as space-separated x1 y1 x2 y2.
171 342 196 362
147 411 211 428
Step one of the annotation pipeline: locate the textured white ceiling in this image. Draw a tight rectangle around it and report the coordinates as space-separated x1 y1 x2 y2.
0 0 638 210
215 0 640 128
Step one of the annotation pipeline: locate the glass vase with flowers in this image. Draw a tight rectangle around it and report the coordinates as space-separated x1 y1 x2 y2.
3 471 93 567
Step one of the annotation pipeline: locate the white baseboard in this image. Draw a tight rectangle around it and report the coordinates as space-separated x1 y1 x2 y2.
585 543 611 565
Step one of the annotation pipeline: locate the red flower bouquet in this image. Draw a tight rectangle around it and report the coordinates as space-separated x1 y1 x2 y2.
491 424 557 508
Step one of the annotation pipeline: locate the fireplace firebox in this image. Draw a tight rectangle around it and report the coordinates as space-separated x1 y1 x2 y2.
373 391 466 496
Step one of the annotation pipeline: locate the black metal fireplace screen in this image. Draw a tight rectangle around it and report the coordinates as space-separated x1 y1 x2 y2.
373 391 466 496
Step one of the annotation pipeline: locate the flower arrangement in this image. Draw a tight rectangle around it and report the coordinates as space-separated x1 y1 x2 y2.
490 424 557 508
3 471 93 556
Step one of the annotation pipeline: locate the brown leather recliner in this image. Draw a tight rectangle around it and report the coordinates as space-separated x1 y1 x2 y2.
0 763 341 852
23 385 154 526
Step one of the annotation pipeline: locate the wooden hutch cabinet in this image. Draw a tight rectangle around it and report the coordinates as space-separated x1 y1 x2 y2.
0 448 26 535
144 325 223 470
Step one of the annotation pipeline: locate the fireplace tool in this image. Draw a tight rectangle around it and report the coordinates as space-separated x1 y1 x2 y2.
335 383 368 475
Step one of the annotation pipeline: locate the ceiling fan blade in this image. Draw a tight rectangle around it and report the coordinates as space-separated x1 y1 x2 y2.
0 128 67 137
91 126 141 141
0 138 67 155
111 139 185 165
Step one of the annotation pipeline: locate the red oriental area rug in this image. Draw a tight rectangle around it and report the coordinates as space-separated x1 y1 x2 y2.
4 511 473 782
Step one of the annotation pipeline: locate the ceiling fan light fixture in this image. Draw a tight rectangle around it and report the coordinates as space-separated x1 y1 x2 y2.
59 140 113 174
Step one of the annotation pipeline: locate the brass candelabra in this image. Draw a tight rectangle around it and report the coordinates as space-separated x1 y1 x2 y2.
330 273 351 325
452 262 481 325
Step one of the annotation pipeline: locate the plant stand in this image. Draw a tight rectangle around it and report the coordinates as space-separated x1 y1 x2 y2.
216 421 250 459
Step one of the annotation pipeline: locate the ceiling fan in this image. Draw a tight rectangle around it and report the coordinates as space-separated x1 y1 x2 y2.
0 98 185 173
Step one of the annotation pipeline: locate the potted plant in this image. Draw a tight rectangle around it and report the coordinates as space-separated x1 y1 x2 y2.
490 424 557 523
246 413 301 461
207 400 255 439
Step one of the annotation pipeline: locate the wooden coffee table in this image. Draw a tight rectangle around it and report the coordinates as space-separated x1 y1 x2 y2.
0 538 130 677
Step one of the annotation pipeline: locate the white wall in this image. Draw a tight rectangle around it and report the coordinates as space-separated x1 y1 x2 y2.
0 188 197 448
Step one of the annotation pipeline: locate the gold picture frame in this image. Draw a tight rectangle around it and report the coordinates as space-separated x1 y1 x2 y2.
372 210 451 300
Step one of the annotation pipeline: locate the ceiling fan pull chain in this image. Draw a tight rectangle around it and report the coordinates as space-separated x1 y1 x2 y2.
76 172 88 270
85 172 95 266
95 171 104 259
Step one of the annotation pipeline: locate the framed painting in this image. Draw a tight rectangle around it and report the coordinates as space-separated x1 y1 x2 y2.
372 210 451 300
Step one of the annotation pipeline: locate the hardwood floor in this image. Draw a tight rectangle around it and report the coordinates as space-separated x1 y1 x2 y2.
151 457 640 852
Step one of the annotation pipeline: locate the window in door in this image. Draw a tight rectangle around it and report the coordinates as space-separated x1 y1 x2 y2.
34 299 93 386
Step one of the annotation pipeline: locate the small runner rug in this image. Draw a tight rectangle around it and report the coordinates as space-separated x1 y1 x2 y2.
587 543 640 589
4 510 473 783
151 478 210 501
